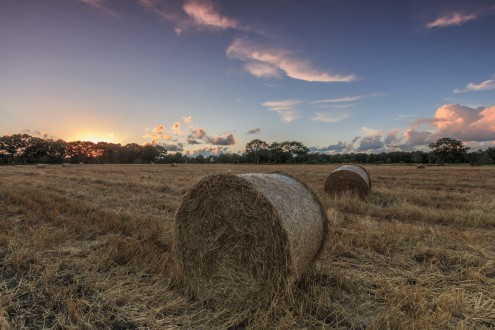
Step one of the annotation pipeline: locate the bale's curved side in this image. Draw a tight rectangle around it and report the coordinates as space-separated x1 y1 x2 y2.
416 165 425 169
174 172 327 310
324 165 371 198
240 173 327 281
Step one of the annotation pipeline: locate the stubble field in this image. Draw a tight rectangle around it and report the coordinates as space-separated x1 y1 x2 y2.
0 164 494 329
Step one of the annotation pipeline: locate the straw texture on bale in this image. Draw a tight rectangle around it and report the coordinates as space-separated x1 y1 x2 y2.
174 172 328 310
324 164 371 198
416 164 425 169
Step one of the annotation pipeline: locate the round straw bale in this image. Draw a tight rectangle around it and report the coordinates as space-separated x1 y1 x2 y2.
62 163 71 167
174 172 328 310
416 164 425 169
324 164 371 198
36 164 46 169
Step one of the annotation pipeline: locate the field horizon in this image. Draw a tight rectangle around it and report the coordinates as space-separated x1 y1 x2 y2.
1 163 494 329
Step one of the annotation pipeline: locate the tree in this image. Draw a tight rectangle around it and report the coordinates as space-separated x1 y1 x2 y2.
245 139 268 164
428 137 470 164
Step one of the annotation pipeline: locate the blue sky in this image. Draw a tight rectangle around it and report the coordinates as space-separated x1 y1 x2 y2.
1 0 494 155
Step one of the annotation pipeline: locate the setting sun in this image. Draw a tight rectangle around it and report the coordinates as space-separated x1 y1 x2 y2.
73 132 116 144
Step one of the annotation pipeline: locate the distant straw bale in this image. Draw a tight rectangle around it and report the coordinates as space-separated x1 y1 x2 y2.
36 164 47 169
324 165 371 198
174 172 328 310
171 163 178 167
62 163 71 167
416 164 425 169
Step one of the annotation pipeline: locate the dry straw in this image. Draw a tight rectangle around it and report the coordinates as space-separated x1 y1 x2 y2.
62 163 71 167
324 164 371 198
416 164 426 169
36 164 47 169
174 172 328 310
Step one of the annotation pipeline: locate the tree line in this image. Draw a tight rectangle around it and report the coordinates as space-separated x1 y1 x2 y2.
1 134 494 165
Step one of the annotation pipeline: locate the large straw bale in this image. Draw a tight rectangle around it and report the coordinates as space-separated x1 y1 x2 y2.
324 164 371 198
174 172 328 310
416 164 425 169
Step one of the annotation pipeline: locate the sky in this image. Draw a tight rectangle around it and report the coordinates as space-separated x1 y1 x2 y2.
1 0 495 156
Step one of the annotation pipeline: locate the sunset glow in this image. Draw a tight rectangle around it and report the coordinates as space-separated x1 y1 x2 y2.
1 0 494 154
72 133 116 144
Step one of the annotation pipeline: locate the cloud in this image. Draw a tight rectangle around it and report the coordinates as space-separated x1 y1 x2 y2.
309 141 353 154
454 76 495 93
79 0 119 17
426 12 478 28
136 0 247 35
182 0 241 31
261 99 301 123
311 112 352 123
186 127 207 144
401 104 495 148
357 134 385 152
207 133 237 146
162 142 184 152
312 96 363 104
171 122 185 135
152 125 164 133
182 115 192 123
384 130 401 146
226 38 356 83
144 124 173 144
246 128 261 135
187 146 229 157
243 61 282 78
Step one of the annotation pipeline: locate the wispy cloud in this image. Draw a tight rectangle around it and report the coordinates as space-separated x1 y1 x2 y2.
182 115 192 123
426 12 478 28
311 112 352 123
79 0 119 17
454 76 495 93
136 0 248 35
312 96 363 104
182 0 242 31
261 99 301 123
227 38 356 83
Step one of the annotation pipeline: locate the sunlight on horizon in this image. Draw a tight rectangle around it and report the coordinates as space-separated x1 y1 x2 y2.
71 132 116 144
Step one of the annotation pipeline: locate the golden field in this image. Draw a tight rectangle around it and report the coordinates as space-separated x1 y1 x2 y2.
0 164 494 329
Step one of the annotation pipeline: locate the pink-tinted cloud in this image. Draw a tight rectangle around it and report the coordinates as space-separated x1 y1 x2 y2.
261 99 301 123
79 0 119 17
182 115 192 123
426 12 478 28
454 76 495 93
405 104 495 144
182 0 240 31
243 62 282 78
144 124 172 144
226 38 356 83
136 0 247 34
